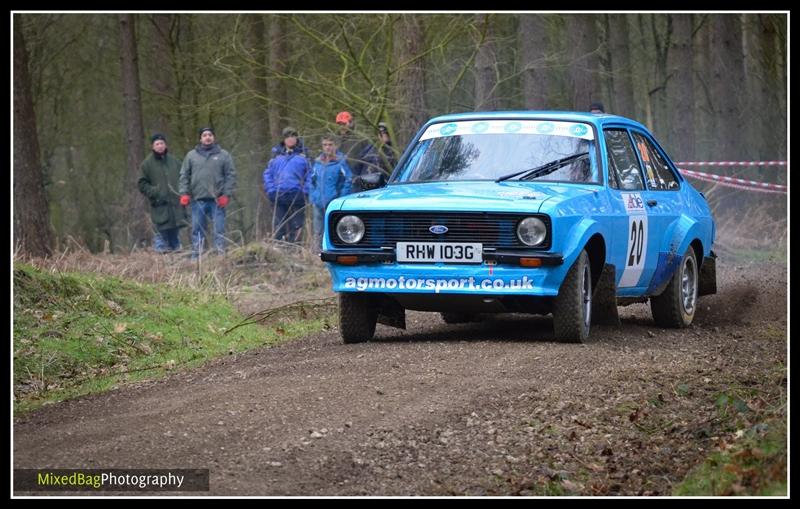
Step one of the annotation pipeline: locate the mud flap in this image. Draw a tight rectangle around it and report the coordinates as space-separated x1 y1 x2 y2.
698 251 717 296
592 263 621 326
377 298 406 329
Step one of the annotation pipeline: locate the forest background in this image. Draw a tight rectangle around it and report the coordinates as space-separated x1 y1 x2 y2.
12 11 788 257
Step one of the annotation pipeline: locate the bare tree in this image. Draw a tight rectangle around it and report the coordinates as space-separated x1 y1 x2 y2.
692 15 714 161
119 14 148 248
245 14 272 240
666 14 695 160
14 16 53 257
148 14 178 135
473 14 500 110
519 14 550 110
393 14 427 148
605 15 635 117
755 14 787 162
267 14 289 142
710 14 745 161
566 15 600 110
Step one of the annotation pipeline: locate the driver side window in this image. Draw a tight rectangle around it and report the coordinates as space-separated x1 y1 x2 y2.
604 129 645 190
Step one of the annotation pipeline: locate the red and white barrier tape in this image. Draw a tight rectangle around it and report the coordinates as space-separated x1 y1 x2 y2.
674 161 787 167
679 169 787 194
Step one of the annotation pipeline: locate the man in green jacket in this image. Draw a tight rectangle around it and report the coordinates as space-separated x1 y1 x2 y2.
179 127 237 259
137 133 188 252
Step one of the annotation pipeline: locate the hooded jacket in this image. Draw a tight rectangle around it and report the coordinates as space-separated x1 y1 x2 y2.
263 141 311 200
309 151 352 210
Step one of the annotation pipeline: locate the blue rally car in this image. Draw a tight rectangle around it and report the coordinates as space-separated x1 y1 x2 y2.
321 112 717 343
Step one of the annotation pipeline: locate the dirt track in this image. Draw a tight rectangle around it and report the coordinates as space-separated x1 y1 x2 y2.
13 260 787 496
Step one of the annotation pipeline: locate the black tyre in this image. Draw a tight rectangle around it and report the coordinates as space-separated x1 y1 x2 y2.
552 250 592 343
440 312 475 324
339 293 378 343
650 247 698 328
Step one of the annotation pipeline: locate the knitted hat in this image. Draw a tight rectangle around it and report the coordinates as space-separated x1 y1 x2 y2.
150 133 166 143
198 126 215 137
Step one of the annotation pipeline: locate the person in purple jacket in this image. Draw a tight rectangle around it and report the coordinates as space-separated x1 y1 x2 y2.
263 127 311 243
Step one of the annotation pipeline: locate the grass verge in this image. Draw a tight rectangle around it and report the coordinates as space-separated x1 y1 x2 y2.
13 263 334 415
672 365 787 496
673 417 787 496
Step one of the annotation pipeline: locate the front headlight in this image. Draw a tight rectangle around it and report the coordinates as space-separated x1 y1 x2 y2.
517 217 547 246
336 215 365 244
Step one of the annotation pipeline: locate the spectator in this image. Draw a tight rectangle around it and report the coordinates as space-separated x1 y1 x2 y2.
336 111 378 193
309 134 352 250
589 101 605 114
138 133 188 252
179 127 237 259
263 126 311 244
376 122 397 176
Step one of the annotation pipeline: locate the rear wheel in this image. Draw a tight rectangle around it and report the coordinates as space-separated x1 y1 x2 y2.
552 250 592 343
339 293 377 343
650 247 698 328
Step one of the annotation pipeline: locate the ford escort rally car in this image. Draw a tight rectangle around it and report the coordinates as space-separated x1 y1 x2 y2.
321 111 717 343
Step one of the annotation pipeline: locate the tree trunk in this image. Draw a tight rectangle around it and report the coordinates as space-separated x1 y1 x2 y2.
393 14 427 148
119 14 148 248
666 14 695 161
757 14 786 163
473 14 500 110
149 14 177 135
710 14 745 161
14 16 53 258
267 14 289 143
606 15 635 117
693 15 713 162
519 14 550 110
567 15 600 111
246 14 270 241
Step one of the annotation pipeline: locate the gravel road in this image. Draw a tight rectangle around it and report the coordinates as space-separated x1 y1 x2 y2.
13 260 787 496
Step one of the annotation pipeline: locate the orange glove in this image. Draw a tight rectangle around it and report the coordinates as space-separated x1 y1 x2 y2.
180 195 190 206
216 195 229 208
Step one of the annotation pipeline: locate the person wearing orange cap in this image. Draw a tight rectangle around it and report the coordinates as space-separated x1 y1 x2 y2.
335 111 379 193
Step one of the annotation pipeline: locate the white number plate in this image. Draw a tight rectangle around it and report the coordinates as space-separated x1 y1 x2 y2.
396 242 483 263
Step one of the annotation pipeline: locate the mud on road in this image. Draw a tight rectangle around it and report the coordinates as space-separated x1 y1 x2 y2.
13 261 787 496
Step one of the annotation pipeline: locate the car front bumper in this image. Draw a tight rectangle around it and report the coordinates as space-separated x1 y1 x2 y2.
322 250 567 296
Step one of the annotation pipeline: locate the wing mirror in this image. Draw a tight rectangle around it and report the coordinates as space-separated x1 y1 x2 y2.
358 172 388 191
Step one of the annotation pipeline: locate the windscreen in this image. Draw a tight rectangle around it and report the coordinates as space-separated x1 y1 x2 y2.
393 120 599 184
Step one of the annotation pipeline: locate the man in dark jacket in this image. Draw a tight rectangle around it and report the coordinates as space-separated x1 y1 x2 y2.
137 133 187 252
376 122 397 176
263 126 311 243
179 127 237 259
336 111 379 193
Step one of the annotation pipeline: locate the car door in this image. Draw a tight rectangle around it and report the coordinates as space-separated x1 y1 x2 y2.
602 128 659 295
629 130 684 293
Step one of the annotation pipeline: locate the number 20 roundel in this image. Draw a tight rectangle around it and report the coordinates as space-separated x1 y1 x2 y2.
618 193 648 288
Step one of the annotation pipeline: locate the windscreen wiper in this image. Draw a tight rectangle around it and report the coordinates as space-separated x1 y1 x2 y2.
495 152 590 182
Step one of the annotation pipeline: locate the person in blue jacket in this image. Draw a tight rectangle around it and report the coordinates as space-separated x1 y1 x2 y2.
263 127 311 243
309 135 352 249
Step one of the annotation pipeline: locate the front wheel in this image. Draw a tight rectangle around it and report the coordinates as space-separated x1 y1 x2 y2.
339 293 378 343
650 247 698 328
552 250 592 343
